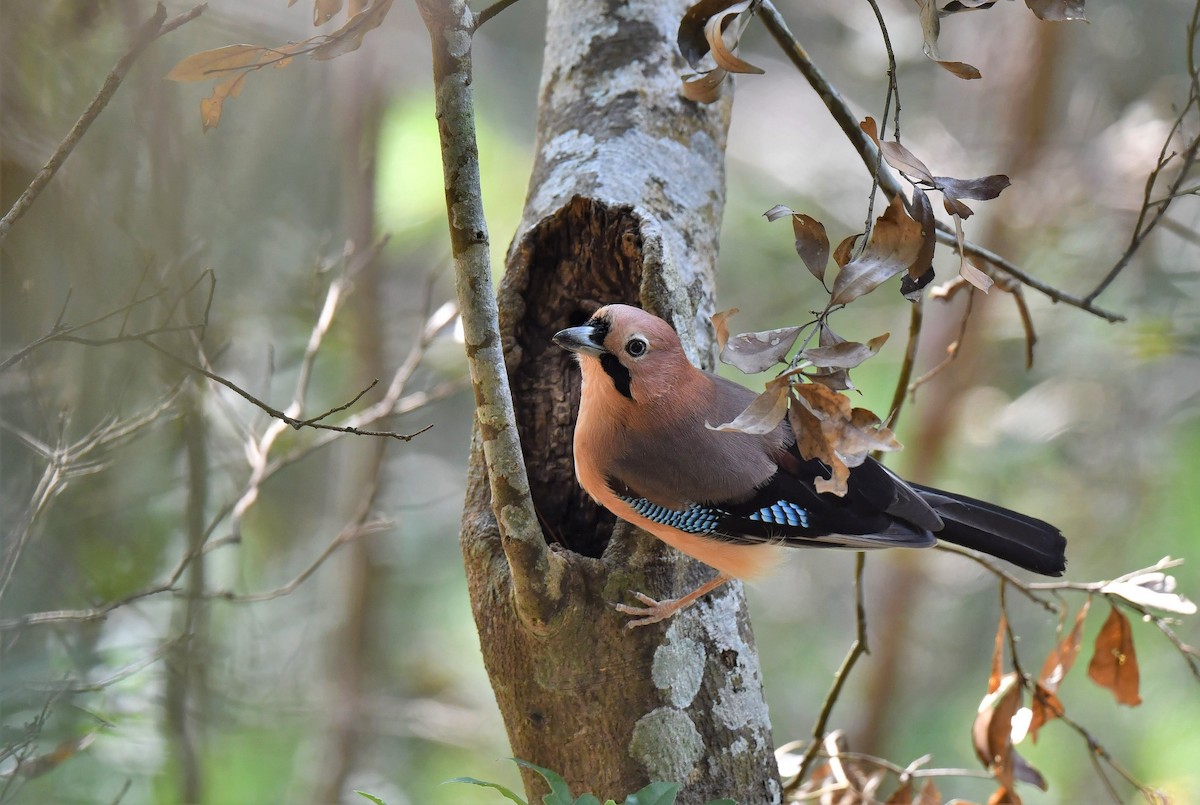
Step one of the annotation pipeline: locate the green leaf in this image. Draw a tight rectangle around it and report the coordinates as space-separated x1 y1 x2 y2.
443 777 528 805
573 796 602 805
624 781 681 804
354 792 388 805
512 758 577 805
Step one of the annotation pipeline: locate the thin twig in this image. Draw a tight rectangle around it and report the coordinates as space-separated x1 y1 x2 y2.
907 284 975 397
0 3 207 242
1085 0 1200 303
137 336 433 441
792 553 870 788
473 0 521 29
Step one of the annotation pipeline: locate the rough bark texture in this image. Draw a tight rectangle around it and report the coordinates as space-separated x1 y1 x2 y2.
457 1 781 802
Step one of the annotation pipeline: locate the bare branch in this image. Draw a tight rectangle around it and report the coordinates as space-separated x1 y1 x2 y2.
417 0 559 631
1085 0 1200 303
789 553 870 790
0 3 208 242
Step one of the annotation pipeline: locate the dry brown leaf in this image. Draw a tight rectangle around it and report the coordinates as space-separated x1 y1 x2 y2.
707 374 791 435
792 213 830 283
915 778 941 805
989 611 1007 694
703 0 764 75
1026 0 1086 21
832 233 862 269
960 260 994 293
830 197 924 306
862 117 935 182
788 398 849 496
678 0 745 67
902 187 937 300
918 0 982 79
937 174 1012 202
1087 605 1142 706
837 407 902 466
1029 599 1090 741
886 780 914 804
972 672 1021 788
682 68 727 103
310 0 394 60
763 204 794 221
314 0 343 25
802 332 889 370
720 326 804 373
168 44 272 82
790 383 899 495
986 786 1022 805
200 71 248 132
711 307 738 352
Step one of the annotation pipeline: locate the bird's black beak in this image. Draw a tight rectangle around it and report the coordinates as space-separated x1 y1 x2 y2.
553 324 606 357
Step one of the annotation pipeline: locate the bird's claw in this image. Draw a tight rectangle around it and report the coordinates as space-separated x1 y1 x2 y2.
614 591 681 629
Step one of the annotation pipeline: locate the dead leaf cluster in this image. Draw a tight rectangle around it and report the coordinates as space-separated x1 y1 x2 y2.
678 0 763 102
970 596 1159 803
861 117 1008 293
167 0 394 131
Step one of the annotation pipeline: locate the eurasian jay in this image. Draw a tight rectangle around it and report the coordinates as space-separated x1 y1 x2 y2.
553 304 1066 627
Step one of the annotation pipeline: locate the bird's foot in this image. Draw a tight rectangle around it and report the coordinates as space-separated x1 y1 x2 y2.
614 592 685 629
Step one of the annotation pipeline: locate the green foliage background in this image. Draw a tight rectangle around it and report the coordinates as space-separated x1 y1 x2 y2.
1 0 1197 803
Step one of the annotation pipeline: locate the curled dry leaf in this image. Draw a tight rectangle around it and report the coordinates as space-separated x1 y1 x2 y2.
678 0 745 67
706 374 791 435
1029 599 1090 742
1026 0 1086 22
917 0 982 79
763 204 794 222
682 68 727 103
832 233 862 269
902 188 937 300
704 0 764 75
1101 569 1198 615
972 672 1021 787
711 307 739 352
830 197 924 306
1087 605 1142 706
720 326 804 374
200 72 248 132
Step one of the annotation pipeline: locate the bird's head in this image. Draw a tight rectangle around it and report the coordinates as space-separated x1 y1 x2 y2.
553 304 688 403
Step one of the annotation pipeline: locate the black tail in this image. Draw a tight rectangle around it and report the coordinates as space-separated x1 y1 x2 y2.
912 483 1067 576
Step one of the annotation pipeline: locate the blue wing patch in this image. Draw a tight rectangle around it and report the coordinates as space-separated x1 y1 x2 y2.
617 495 726 534
748 500 811 528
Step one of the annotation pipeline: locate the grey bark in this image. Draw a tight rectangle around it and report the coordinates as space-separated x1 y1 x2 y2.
447 1 781 802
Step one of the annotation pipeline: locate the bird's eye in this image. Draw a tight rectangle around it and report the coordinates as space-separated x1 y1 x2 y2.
625 337 648 358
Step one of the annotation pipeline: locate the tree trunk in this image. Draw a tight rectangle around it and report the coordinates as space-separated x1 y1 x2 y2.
455 1 780 801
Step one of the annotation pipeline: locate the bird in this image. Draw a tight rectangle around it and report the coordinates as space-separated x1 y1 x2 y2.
553 304 1066 627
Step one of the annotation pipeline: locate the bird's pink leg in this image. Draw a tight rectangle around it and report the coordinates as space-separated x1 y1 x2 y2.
615 573 733 629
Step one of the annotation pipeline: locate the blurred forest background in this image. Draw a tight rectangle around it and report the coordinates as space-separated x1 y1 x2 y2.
2 0 1199 802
